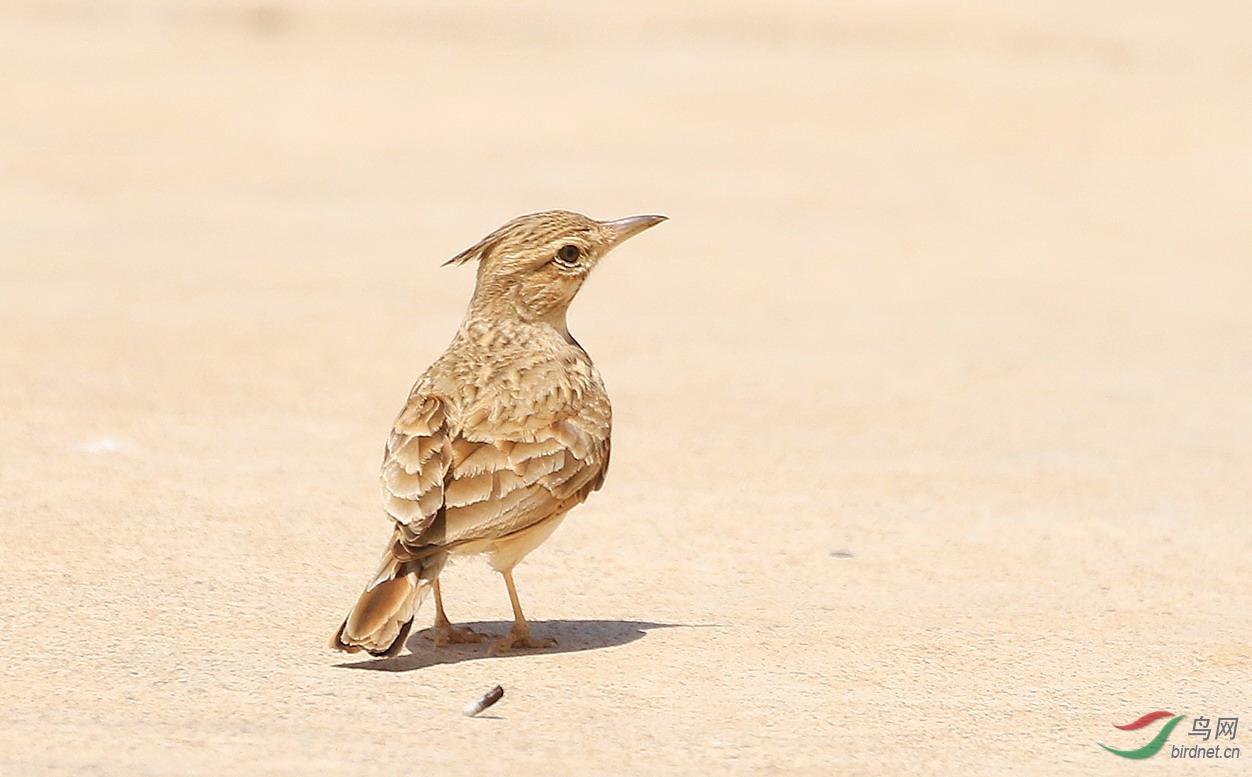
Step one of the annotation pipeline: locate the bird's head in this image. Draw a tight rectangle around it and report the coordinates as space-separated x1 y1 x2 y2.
446 210 666 327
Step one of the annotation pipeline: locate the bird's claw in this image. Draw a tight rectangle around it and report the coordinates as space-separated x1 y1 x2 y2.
426 625 491 647
490 633 557 654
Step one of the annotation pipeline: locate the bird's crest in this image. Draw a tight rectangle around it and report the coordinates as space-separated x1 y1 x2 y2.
442 230 503 267
441 210 595 267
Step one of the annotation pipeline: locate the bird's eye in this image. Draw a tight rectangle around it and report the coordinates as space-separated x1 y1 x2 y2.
556 244 582 264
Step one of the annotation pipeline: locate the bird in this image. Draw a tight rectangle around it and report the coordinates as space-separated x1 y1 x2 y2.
331 209 666 657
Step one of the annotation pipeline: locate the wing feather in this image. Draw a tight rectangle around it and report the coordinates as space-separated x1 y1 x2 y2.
380 396 451 529
379 391 610 553
444 471 496 507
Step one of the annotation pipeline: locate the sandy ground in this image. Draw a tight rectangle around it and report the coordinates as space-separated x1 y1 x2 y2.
2 1 1250 774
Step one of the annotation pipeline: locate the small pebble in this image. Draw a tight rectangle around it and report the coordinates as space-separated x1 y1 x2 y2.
463 684 504 717
829 549 854 559
70 439 132 455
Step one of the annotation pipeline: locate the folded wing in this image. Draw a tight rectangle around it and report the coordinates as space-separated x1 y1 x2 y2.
380 394 609 551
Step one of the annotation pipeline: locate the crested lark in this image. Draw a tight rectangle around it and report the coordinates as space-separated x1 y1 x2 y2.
331 210 666 656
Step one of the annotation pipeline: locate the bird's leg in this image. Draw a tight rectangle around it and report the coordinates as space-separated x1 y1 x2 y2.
427 579 488 646
491 569 557 653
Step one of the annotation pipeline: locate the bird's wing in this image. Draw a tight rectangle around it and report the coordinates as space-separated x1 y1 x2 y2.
380 393 609 550
380 394 453 535
439 414 610 545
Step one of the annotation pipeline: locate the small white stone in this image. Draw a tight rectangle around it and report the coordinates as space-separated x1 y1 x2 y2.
462 685 504 717
71 439 132 455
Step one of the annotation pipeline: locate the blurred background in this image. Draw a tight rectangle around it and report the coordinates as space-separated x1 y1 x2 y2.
2 1 1250 774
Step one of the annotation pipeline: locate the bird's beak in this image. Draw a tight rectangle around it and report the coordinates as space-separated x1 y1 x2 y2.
602 214 668 245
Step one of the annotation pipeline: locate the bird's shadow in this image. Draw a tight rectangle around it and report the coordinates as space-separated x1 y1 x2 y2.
334 619 685 672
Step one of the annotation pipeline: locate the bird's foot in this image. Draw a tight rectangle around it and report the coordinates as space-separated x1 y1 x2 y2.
490 629 557 654
425 624 491 647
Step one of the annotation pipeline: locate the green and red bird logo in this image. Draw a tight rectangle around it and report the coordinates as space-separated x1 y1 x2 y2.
1099 711 1187 759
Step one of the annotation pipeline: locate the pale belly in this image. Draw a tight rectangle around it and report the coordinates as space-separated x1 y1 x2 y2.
451 510 570 572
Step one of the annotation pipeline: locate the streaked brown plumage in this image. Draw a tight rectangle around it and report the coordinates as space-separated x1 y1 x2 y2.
331 210 666 656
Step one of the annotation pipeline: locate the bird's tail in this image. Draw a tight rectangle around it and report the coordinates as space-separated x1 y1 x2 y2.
331 530 444 657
